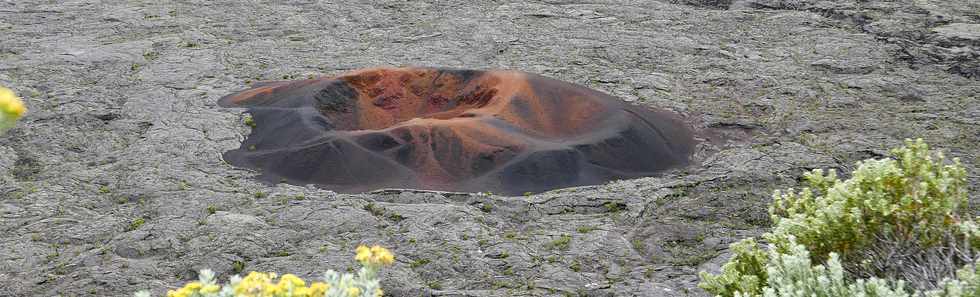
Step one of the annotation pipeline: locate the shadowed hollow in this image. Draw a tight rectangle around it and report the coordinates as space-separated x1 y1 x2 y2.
219 67 698 195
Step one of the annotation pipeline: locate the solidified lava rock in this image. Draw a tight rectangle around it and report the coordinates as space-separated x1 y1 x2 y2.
219 67 697 195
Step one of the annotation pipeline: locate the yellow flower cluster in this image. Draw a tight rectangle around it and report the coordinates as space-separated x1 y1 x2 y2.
0 86 26 130
165 281 220 297
232 272 329 297
144 246 395 297
354 245 394 267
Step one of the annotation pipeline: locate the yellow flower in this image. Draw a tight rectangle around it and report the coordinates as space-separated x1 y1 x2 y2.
355 245 371 262
184 282 203 291
371 246 395 266
235 271 275 296
0 86 25 132
355 245 395 267
201 284 221 294
262 283 284 296
347 287 362 297
0 87 25 118
377 250 394 266
167 282 204 297
278 273 306 288
310 282 330 296
160 258 389 297
294 287 312 297
164 281 206 297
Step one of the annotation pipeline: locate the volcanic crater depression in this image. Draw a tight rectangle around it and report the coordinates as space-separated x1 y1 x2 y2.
219 67 698 195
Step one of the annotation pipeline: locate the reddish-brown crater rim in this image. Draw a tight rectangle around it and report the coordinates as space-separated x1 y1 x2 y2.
219 67 699 195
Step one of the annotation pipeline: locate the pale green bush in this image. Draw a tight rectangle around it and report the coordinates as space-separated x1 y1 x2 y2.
700 139 978 297
757 238 979 297
761 239 911 297
926 258 980 297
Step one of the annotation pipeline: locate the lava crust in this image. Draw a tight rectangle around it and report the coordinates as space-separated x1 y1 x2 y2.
219 67 697 195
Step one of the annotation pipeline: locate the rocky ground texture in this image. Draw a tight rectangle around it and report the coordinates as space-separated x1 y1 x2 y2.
0 0 977 296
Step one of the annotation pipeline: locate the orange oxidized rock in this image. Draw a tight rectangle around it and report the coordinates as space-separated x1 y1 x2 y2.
219 67 697 195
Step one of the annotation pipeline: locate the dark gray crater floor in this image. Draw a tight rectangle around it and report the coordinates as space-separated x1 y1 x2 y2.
0 1 977 296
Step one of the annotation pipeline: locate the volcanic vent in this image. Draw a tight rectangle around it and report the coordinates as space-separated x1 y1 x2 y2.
219 67 697 195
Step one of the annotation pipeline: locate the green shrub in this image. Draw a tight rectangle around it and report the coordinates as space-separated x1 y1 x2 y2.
700 139 978 297
699 238 768 296
768 139 969 263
